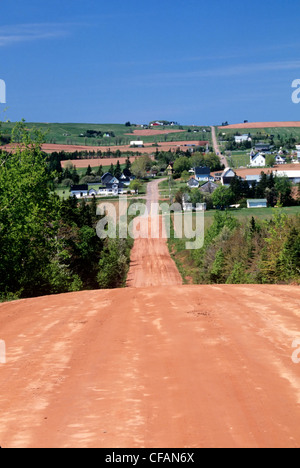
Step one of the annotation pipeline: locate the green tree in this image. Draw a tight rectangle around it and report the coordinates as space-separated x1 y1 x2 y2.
114 160 122 179
129 179 142 193
266 155 276 167
275 176 293 206
97 239 132 289
181 170 190 182
0 125 59 298
190 189 204 205
173 157 191 175
85 165 93 176
131 155 152 179
212 186 235 210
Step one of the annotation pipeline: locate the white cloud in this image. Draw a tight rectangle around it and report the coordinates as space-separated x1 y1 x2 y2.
0 23 77 47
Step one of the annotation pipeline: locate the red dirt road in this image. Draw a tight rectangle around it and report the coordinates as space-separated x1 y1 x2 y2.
0 286 300 448
126 179 183 288
0 180 300 448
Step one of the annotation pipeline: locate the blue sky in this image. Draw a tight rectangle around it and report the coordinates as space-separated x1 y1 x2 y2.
1 0 300 125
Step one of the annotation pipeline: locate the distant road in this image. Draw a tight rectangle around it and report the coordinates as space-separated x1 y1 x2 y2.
211 126 228 168
126 178 182 288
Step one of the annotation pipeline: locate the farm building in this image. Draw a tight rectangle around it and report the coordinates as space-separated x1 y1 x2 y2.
247 199 267 209
70 184 88 198
130 141 144 148
221 168 236 186
273 170 300 184
254 143 272 153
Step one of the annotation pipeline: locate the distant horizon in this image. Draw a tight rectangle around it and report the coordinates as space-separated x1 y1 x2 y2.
2 119 300 127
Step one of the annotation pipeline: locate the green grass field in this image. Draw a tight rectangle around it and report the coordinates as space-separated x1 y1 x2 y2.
202 206 300 230
219 126 300 141
1 122 212 147
226 151 249 168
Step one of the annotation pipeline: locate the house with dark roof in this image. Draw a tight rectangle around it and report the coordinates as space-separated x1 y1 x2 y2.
70 184 88 198
187 178 200 189
194 167 214 182
101 172 115 185
254 143 273 153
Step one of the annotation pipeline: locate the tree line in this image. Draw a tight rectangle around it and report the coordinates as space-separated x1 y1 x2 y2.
170 211 300 285
0 125 134 301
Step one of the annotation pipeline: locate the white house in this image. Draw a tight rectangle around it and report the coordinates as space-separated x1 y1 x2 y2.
194 167 214 182
187 178 200 188
234 134 252 144
250 152 266 167
275 155 286 165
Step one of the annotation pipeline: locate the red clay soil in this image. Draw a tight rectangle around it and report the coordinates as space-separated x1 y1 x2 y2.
0 285 300 448
219 121 300 129
0 180 300 448
126 179 183 288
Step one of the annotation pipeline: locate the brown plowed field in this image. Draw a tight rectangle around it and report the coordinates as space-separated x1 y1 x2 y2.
219 121 300 129
0 180 300 448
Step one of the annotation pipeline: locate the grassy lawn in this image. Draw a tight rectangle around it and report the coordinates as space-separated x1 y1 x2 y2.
202 206 300 231
226 151 249 168
159 178 191 198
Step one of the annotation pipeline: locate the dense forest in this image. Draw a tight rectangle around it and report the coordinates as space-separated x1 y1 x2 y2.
0 126 133 301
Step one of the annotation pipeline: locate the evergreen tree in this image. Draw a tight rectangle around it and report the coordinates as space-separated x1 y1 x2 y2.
85 165 92 177
125 157 131 170
114 160 122 179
